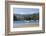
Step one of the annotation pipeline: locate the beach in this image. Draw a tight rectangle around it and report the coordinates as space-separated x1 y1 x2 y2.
13 24 39 28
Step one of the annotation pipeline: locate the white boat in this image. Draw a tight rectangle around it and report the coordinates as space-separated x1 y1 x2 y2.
26 21 30 22
24 20 30 22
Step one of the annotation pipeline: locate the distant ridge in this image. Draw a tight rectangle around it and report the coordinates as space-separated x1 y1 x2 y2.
14 13 39 16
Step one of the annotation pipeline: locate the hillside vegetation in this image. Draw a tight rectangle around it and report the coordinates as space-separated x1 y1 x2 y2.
13 13 39 21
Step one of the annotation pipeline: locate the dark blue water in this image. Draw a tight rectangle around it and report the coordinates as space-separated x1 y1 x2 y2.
13 20 39 24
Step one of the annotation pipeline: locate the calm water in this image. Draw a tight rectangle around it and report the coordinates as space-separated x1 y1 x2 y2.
13 20 39 24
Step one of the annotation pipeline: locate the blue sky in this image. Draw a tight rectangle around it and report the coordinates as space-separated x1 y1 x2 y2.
13 8 39 14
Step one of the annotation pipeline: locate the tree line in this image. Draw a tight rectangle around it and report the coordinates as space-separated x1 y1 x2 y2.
13 13 39 21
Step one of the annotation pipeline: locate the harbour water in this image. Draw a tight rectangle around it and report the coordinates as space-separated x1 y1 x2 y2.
13 20 39 24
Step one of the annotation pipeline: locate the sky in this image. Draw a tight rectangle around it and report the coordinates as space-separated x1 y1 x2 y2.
13 8 39 14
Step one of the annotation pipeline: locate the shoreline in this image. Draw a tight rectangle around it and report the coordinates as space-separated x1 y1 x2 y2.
13 24 39 28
